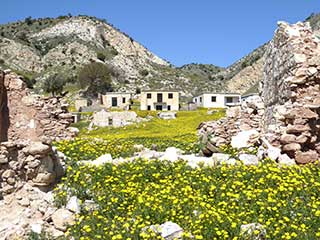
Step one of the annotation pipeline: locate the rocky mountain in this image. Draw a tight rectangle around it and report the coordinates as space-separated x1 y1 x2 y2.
0 13 319 98
0 15 230 97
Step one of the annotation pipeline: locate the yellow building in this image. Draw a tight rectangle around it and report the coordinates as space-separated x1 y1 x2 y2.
140 90 180 111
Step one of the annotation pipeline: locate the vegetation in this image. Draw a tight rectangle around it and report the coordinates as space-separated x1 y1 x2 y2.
42 74 67 96
55 158 320 240
78 62 113 97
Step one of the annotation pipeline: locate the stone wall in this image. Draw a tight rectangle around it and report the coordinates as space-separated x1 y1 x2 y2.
199 21 320 164
0 70 76 196
4 70 75 141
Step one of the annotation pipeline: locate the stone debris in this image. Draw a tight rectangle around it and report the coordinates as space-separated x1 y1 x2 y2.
147 221 184 240
91 109 138 127
199 21 320 165
66 196 81 214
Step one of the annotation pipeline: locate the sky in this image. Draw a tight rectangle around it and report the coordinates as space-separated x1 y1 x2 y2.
1 0 320 67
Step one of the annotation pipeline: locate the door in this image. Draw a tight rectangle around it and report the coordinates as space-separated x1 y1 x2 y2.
157 93 163 102
112 97 118 107
156 105 163 110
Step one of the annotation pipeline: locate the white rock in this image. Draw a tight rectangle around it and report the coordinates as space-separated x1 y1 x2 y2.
212 153 231 165
31 224 42 234
278 154 296 166
159 221 183 239
160 147 182 161
179 155 215 168
80 154 113 166
239 154 259 165
158 112 176 120
231 130 259 149
66 196 81 214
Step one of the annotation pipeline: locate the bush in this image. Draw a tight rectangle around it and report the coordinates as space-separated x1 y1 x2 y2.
139 69 149 77
42 74 67 96
97 52 106 62
78 62 113 97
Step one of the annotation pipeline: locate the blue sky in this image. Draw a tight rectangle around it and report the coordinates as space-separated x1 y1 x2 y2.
1 0 320 67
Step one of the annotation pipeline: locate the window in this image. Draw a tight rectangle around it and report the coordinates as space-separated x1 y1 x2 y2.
147 93 152 99
111 97 118 107
147 105 151 110
122 97 126 103
168 105 171 111
168 93 173 99
211 96 217 102
226 97 233 103
200 97 202 102
157 93 163 102
156 105 163 110
108 117 113 126
194 98 197 103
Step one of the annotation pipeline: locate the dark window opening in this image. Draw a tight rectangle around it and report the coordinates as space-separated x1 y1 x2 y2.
226 97 233 103
122 97 126 103
200 97 202 102
168 93 173 99
156 105 163 111
112 97 118 107
157 93 163 102
168 105 171 111
147 93 152 99
147 105 151 110
211 96 217 102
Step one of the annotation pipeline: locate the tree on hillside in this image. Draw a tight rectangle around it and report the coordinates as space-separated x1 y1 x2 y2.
78 62 113 97
42 74 67 96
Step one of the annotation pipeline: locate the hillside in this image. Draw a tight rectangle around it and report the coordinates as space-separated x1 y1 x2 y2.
0 15 229 97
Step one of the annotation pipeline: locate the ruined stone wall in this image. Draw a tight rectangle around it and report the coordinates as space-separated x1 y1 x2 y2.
199 21 320 164
262 22 320 163
0 70 76 196
4 70 75 141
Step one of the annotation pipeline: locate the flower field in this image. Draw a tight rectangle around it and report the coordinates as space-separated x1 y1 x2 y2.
55 160 320 240
56 109 224 160
54 109 320 239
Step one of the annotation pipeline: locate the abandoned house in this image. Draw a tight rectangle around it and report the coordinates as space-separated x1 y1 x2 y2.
193 93 241 108
140 90 180 111
100 92 132 110
92 109 137 127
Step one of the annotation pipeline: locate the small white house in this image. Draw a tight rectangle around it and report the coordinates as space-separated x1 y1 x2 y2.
193 93 241 108
99 92 132 110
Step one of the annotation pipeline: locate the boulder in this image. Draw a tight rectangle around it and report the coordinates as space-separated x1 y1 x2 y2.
23 142 51 155
211 153 232 165
66 196 81 214
231 130 259 149
51 209 75 232
81 154 113 166
160 147 182 161
278 154 296 166
295 150 318 164
239 154 259 165
158 112 177 120
148 221 184 240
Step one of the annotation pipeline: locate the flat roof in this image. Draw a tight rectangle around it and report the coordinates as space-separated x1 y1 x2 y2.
101 92 133 95
141 90 180 93
193 92 241 97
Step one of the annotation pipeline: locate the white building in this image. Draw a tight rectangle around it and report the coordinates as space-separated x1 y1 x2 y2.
193 93 241 108
99 92 132 110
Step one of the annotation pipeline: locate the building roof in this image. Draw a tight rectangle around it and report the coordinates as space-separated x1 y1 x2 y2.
193 92 241 97
101 92 133 95
141 89 180 93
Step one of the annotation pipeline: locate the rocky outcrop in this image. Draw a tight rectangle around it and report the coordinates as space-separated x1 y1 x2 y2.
199 21 320 164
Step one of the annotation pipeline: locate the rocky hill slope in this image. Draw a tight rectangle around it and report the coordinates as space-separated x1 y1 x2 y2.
0 13 319 97
0 15 227 97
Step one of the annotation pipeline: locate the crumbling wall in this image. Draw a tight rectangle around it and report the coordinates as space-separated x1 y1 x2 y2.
0 70 76 195
199 21 320 164
4 70 75 141
262 21 320 163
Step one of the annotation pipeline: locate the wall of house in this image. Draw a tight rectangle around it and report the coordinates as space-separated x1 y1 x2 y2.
193 94 240 108
140 91 179 111
101 93 131 110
